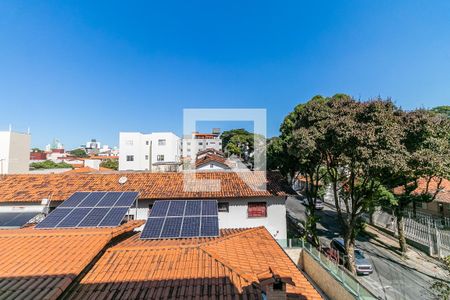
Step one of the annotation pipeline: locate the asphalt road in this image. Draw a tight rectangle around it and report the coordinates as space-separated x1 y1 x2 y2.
286 196 438 300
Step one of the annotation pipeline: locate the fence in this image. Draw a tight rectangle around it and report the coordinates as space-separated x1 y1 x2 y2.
371 210 450 258
404 208 450 229
277 238 377 300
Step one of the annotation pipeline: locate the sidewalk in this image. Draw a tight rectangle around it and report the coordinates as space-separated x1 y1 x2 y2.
364 224 448 281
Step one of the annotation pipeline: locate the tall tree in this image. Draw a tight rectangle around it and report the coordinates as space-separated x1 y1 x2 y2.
432 106 450 119
322 96 405 273
380 109 450 253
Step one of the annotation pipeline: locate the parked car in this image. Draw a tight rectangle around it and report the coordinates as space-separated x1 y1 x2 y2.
330 238 373 275
299 198 324 210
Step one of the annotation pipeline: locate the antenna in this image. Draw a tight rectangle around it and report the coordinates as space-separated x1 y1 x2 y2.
8 124 12 132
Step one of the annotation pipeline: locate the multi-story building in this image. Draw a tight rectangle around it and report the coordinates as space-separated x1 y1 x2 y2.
182 131 222 161
0 129 31 174
119 132 181 172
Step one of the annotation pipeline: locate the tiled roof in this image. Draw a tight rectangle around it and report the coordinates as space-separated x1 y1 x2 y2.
0 171 291 203
63 166 115 174
195 153 231 169
70 227 322 299
0 221 143 300
394 177 450 204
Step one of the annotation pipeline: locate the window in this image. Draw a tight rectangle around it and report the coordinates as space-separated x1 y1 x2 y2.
148 203 154 216
145 155 149 160
146 141 149 145
124 214 134 221
210 142 215 145
157 154 164 162
218 202 229 212
187 142 191 145
126 140 133 145
158 139 166 146
210 164 214 168
187 148 191 152
198 142 203 145
248 202 267 218
126 155 134 162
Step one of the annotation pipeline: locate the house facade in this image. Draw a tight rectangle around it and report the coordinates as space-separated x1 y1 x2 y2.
0 130 30 174
119 132 181 171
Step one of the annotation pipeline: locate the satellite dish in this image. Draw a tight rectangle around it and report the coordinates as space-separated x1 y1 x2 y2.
118 176 128 184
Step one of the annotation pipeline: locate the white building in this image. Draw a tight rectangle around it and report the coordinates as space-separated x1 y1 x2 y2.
119 132 181 172
182 132 222 160
0 130 31 174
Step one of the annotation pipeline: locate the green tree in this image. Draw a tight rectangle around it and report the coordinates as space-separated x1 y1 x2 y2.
432 106 450 119
69 148 88 158
221 128 264 166
30 160 73 169
322 96 405 273
380 110 450 253
100 159 118 170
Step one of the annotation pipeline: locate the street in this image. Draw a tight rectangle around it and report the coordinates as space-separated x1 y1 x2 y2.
286 196 439 300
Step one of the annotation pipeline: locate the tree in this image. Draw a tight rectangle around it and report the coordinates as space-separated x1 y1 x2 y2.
69 148 88 158
432 106 450 119
380 109 450 253
30 160 73 170
221 128 264 166
322 96 406 273
100 159 118 170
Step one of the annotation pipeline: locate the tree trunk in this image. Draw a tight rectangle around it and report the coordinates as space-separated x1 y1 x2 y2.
412 201 417 218
396 213 408 253
344 234 356 274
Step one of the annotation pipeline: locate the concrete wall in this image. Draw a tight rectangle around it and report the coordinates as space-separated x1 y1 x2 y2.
132 197 287 239
299 250 355 300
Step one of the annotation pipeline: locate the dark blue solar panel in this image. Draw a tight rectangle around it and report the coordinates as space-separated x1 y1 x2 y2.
167 201 186 216
58 192 90 208
200 216 219 237
96 192 122 207
201 200 218 216
57 208 92 228
140 217 165 239
115 192 138 207
78 207 110 227
160 217 183 238
0 212 38 227
185 200 201 216
150 201 170 217
98 207 129 227
180 217 200 237
78 192 107 207
35 208 73 229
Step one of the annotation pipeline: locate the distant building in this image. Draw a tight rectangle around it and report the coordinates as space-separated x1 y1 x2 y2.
0 130 31 174
182 131 222 161
85 139 101 155
119 132 181 172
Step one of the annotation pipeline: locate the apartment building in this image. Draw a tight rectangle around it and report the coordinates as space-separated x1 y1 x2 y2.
119 132 181 171
0 129 30 174
182 131 222 160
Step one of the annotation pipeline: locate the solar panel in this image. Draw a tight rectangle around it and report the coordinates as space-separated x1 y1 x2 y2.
115 192 139 207
167 201 186 216
35 208 73 229
98 207 130 227
78 192 107 207
0 212 39 228
151 201 170 216
57 208 92 228
36 191 139 229
141 200 219 239
58 192 90 208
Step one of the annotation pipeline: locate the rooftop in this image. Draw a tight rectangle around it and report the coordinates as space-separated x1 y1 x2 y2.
0 171 291 203
393 177 450 204
70 227 322 299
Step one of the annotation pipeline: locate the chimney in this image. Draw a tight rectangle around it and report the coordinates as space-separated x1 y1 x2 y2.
257 267 295 300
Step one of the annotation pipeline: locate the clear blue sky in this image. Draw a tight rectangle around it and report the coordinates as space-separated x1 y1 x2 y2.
1 1 449 149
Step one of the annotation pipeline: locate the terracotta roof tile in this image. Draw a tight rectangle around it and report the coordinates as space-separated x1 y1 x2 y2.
393 177 450 204
70 227 322 299
0 171 291 203
0 221 143 300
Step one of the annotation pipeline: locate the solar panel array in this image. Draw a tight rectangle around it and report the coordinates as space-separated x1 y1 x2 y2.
0 212 39 228
140 200 219 239
35 191 138 229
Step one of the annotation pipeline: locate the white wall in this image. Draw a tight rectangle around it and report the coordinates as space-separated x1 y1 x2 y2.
132 197 287 239
182 135 222 159
0 131 30 174
119 132 181 171
196 161 228 170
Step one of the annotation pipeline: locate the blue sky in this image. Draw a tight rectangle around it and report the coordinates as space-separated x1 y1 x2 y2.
0 1 449 149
